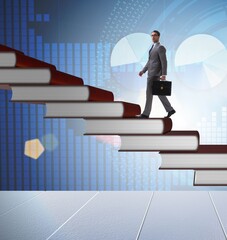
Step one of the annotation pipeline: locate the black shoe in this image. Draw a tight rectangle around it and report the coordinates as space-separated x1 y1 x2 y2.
165 109 176 118
137 114 149 119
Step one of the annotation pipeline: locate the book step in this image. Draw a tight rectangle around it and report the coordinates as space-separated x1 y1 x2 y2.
84 118 172 135
0 68 83 89
159 145 227 170
10 85 114 102
0 44 84 88
44 101 141 118
0 50 56 70
194 170 227 186
119 131 200 151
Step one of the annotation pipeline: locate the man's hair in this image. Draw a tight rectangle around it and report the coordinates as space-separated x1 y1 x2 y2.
152 30 160 36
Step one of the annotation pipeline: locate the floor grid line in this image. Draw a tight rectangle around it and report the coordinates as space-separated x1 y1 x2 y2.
135 192 154 240
46 191 100 240
208 191 227 239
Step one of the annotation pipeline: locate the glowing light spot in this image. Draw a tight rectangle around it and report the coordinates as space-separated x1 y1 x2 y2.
41 134 58 151
24 139 44 159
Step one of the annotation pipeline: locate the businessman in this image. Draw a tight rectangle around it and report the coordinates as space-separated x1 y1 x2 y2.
137 30 175 118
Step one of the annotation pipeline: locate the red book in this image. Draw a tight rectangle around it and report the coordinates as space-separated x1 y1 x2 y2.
160 145 227 171
50 70 83 85
13 53 56 71
0 44 83 85
84 118 172 135
85 86 114 101
45 101 141 118
120 101 141 118
0 68 83 86
0 44 56 70
119 131 200 152
11 85 114 102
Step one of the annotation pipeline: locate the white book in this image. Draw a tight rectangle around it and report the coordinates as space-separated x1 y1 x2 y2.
119 131 199 151
194 170 227 186
0 68 83 89
45 102 141 118
160 145 227 169
0 50 56 69
0 68 51 84
10 85 113 102
84 118 172 135
0 52 16 67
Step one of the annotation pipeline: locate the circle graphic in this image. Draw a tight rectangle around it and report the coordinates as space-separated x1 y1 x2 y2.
175 34 227 90
110 33 152 92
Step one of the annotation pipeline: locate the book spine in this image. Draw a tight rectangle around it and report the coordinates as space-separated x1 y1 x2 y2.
88 86 114 101
50 70 84 85
121 102 141 117
163 118 172 134
15 53 56 71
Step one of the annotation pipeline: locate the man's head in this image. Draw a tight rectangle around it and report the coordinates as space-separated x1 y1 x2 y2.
151 30 160 43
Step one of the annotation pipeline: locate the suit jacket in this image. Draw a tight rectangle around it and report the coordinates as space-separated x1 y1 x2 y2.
142 42 167 77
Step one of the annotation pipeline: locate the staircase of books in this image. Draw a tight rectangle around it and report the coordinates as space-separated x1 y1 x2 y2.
1 44 227 186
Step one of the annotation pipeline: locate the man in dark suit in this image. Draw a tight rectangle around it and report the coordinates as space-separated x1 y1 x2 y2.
138 30 175 118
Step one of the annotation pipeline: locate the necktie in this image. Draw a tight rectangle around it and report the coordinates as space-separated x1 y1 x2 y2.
149 44 154 54
149 44 154 59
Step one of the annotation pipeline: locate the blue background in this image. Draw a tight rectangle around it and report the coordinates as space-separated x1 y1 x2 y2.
1 0 227 190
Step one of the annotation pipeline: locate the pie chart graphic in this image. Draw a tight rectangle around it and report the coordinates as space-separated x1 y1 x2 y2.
110 33 152 91
175 34 227 90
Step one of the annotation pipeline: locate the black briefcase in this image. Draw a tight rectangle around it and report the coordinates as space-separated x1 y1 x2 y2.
152 80 172 96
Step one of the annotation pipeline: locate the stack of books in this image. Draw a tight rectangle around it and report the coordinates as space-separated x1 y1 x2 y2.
1 44 227 186
111 118 227 186
160 145 227 186
0 44 141 118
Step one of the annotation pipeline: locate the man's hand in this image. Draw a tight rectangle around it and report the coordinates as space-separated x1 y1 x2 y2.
139 71 144 77
160 75 166 80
